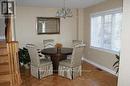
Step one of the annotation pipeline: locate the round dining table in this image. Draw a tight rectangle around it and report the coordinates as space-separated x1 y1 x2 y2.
41 48 73 73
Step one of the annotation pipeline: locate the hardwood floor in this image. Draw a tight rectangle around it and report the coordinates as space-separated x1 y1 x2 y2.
21 61 117 86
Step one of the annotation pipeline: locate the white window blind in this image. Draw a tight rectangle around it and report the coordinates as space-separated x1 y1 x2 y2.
91 9 122 52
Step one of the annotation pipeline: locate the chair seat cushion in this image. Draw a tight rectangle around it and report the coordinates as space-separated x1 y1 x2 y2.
40 59 52 67
59 59 71 67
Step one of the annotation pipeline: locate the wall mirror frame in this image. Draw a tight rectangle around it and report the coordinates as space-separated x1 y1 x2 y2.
37 17 60 34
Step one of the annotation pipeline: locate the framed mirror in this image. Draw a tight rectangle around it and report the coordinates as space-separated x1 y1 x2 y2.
37 17 60 34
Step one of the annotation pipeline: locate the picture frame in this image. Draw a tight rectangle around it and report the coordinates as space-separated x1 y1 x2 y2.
1 1 14 15
37 17 60 34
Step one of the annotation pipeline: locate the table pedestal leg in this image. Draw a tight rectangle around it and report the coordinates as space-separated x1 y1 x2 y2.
51 55 59 73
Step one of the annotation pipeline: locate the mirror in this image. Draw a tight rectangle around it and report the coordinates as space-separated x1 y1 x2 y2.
37 17 60 34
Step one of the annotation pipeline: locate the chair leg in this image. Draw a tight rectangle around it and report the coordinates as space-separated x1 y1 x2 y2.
72 66 81 79
31 65 39 79
58 65 70 79
58 65 81 79
39 64 53 79
31 64 53 79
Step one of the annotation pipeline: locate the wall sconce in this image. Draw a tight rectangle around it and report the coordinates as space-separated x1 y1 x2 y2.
1 1 14 15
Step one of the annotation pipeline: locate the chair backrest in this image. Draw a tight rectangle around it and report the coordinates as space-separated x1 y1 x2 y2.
26 44 40 67
72 40 83 47
43 39 54 49
71 44 85 67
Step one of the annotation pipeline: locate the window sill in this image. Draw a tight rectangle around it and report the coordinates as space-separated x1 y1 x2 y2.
90 46 119 55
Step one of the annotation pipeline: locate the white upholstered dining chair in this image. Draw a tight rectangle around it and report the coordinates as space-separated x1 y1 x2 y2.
58 44 85 79
43 39 55 60
26 44 53 79
72 40 83 47
67 40 84 59
26 44 45 60
43 39 55 49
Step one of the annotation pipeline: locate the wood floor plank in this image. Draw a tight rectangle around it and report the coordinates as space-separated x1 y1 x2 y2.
20 61 117 86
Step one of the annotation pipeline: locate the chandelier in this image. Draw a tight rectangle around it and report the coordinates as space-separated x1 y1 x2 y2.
56 0 73 18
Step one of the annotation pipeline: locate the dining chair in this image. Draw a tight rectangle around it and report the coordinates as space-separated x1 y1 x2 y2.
67 40 84 59
26 44 45 59
58 44 86 79
43 39 55 60
26 44 53 79
43 39 55 49
72 40 83 47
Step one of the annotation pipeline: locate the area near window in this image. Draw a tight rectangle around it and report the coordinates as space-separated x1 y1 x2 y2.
90 8 122 53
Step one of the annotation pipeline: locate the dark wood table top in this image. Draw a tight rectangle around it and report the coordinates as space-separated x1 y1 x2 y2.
41 47 73 73
41 47 73 56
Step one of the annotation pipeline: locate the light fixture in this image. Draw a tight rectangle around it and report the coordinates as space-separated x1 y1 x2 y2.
1 0 14 16
56 0 73 18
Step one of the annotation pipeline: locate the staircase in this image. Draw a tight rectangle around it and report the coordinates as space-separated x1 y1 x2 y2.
0 41 21 86
0 42 10 86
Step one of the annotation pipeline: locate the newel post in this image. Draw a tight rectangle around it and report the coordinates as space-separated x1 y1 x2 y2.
5 16 12 42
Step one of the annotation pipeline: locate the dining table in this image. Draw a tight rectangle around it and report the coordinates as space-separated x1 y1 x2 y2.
41 47 73 73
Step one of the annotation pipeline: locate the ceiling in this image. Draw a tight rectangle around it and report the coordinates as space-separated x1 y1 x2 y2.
16 0 106 8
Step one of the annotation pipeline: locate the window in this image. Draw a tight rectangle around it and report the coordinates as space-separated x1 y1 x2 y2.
91 9 122 52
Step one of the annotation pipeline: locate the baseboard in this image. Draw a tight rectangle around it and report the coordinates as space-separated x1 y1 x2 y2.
82 58 118 76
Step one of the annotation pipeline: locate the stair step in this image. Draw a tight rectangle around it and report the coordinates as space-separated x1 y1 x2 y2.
0 55 8 64
0 45 7 48
0 62 9 65
0 63 9 73
0 74 11 83
0 71 10 75
0 81 10 86
0 54 8 56
0 46 7 49
0 48 8 56
0 42 7 49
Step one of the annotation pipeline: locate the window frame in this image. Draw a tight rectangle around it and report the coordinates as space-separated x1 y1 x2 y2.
90 8 122 54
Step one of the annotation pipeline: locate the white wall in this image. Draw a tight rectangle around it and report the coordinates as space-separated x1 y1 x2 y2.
0 1 5 40
0 17 5 40
15 7 83 48
77 9 84 40
118 0 130 85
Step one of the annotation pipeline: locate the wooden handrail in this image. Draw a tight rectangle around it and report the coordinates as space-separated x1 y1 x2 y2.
6 41 18 43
